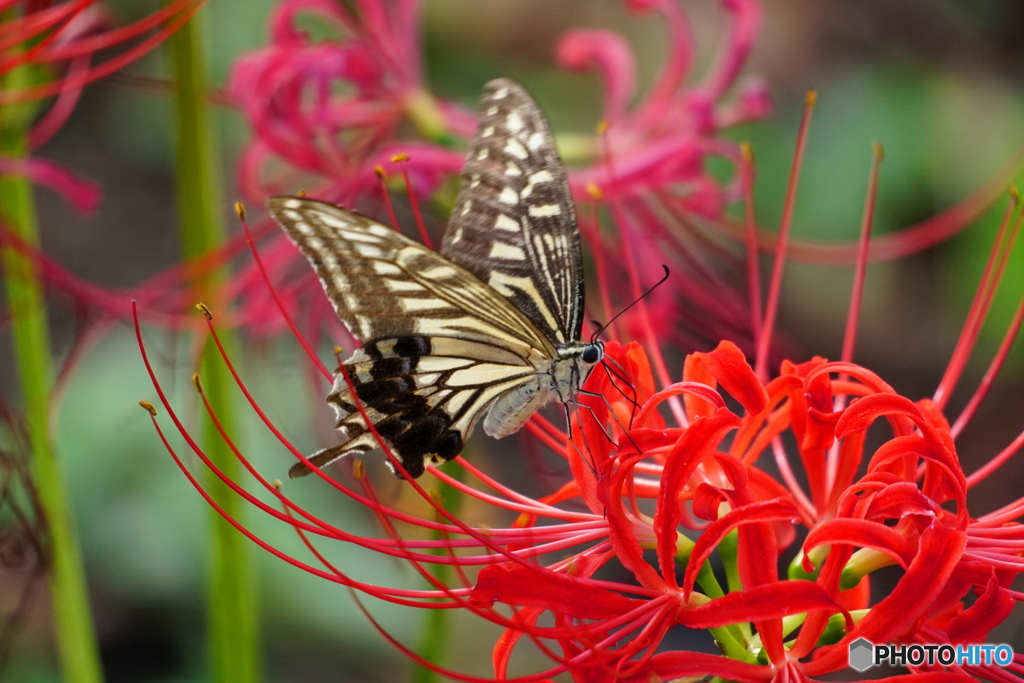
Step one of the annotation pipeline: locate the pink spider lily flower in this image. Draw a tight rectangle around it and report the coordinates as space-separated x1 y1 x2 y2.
1 1 206 206
222 0 770 355
557 0 768 216
224 0 1013 355
227 0 767 214
227 0 463 202
136 130 1024 681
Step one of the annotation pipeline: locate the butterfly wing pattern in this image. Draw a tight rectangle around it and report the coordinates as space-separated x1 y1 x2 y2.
441 79 583 347
268 79 603 479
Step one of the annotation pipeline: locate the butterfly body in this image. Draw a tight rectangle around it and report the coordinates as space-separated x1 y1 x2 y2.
269 79 599 479
482 339 602 439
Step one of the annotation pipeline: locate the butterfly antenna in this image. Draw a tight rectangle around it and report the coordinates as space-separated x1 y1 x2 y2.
590 264 670 342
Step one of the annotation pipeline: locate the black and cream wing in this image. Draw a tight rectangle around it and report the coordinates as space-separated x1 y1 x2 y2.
267 196 556 479
269 196 554 351
440 78 584 346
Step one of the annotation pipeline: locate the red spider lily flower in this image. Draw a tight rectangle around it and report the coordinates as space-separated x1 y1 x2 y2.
136 140 1024 681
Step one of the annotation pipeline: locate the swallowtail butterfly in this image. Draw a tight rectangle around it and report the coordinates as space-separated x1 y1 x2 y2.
268 78 603 479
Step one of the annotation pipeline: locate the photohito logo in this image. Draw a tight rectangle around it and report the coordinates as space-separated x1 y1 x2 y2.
848 638 1014 672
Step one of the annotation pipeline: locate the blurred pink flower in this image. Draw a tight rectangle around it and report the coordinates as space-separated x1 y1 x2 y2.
228 0 768 217
0 0 206 206
218 0 774 355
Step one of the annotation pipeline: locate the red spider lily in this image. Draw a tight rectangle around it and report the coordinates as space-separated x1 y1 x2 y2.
136 132 1024 681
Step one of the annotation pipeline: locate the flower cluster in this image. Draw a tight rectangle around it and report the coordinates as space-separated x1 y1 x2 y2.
128 1 1024 680
228 0 768 213
138 172 1024 681
217 0 777 355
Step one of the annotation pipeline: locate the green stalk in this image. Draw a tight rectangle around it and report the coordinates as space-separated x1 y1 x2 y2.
413 477 462 683
166 8 261 682
0 72 103 682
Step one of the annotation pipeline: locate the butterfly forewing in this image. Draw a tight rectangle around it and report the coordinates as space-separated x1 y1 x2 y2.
269 78 600 480
441 78 584 345
269 196 555 478
269 197 553 353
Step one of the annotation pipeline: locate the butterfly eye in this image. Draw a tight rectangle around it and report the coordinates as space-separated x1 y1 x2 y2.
582 345 601 364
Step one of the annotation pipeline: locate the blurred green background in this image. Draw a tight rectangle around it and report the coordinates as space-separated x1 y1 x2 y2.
3 0 1024 680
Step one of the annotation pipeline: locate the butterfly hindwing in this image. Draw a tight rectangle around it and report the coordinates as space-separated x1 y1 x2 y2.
313 334 543 478
441 78 583 346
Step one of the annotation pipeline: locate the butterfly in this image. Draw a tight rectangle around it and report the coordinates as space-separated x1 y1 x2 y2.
267 78 603 479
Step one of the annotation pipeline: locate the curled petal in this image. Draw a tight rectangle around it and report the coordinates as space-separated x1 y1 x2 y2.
867 436 965 516
683 498 801 595
556 29 636 123
835 392 923 438
655 409 742 586
861 481 938 521
946 571 1015 642
702 0 761 98
693 340 768 415
633 381 725 429
682 351 717 419
801 366 837 452
692 482 726 522
803 519 915 571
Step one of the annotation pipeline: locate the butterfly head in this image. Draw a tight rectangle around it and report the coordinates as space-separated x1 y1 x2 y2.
551 340 604 403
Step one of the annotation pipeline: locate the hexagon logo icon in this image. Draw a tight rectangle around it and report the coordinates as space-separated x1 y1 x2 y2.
849 638 874 672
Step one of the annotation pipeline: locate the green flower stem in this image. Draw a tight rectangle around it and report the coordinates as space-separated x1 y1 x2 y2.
166 8 260 682
708 530 757 661
1 46 103 683
413 479 463 683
